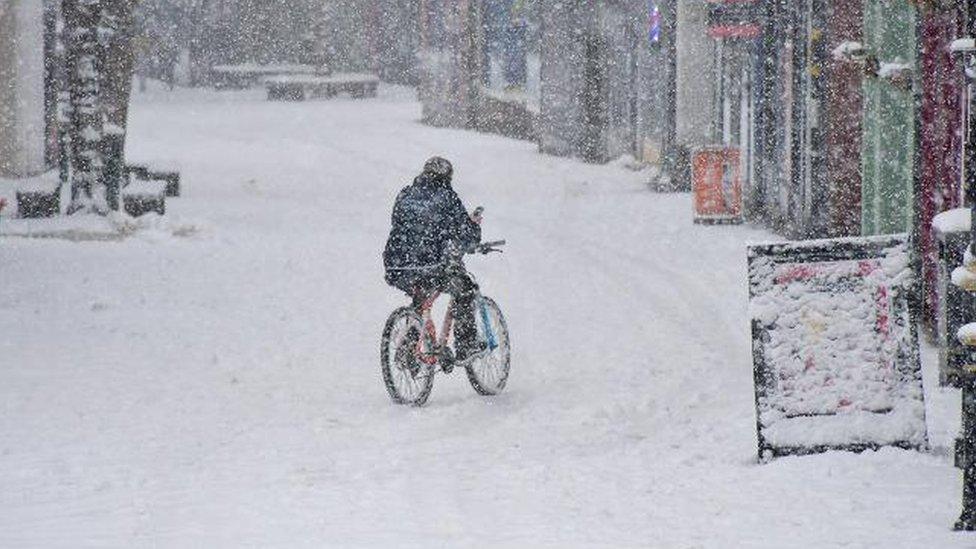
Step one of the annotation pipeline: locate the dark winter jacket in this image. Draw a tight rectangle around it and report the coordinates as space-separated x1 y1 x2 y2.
383 175 481 283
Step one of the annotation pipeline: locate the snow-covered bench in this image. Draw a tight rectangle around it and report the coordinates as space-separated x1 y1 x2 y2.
123 177 167 217
265 73 379 101
121 158 184 216
12 170 63 218
0 161 178 219
126 160 181 197
211 63 318 90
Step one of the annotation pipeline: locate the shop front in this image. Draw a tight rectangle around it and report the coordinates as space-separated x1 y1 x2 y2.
752 0 830 237
700 0 762 221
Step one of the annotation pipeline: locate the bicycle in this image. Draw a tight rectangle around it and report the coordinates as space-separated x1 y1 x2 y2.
380 239 510 406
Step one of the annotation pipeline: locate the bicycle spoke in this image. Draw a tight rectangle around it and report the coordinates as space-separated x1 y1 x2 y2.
484 361 497 387
396 364 410 396
479 357 495 388
402 374 413 399
383 311 433 404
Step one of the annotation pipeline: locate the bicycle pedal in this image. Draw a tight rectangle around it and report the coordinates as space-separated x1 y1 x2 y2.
439 347 455 374
458 341 489 362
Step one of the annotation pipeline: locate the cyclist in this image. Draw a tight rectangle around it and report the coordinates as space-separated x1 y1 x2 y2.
383 157 484 362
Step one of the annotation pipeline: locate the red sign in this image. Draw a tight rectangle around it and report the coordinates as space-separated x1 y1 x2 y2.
707 24 761 40
693 147 742 224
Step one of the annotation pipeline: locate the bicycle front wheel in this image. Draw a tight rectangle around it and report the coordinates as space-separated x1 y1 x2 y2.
381 307 435 406
466 296 511 395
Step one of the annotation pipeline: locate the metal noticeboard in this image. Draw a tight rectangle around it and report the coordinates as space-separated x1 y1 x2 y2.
748 235 927 462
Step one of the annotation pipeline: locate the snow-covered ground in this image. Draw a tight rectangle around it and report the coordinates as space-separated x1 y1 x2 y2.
0 84 970 547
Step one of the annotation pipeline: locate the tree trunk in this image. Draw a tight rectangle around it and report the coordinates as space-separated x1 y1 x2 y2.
99 0 138 212
63 0 107 214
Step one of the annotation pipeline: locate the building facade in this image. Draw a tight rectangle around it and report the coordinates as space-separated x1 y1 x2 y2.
415 0 667 165
537 0 658 163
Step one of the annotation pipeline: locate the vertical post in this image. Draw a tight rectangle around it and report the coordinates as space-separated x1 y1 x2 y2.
629 13 640 160
463 0 481 129
658 0 678 184
968 0 976 243
961 1 976 253
752 0 780 223
955 0 976 532
959 385 976 530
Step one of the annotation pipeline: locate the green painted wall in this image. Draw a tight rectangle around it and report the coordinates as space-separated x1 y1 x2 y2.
861 0 915 236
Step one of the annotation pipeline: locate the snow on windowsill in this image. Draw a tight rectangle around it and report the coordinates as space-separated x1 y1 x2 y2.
958 323 976 346
951 38 976 53
877 62 912 79
832 41 864 60
933 207 971 234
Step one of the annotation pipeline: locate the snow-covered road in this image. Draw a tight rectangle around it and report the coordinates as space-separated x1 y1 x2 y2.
0 86 969 547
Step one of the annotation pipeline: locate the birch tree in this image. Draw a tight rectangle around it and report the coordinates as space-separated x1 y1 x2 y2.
63 0 139 214
63 0 107 214
100 0 139 211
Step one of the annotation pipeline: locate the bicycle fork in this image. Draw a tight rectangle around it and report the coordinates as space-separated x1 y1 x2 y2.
478 297 498 351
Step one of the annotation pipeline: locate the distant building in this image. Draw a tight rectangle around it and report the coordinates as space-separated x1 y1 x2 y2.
370 0 422 85
417 1 480 128
674 1 712 169
538 1 651 164
415 0 674 165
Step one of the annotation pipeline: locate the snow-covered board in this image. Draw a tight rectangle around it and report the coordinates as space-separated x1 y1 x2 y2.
748 235 927 462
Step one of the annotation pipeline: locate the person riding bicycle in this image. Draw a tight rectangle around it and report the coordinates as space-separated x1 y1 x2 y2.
383 157 484 361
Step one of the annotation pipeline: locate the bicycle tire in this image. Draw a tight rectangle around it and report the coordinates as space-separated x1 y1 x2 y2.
381 307 435 406
465 296 511 396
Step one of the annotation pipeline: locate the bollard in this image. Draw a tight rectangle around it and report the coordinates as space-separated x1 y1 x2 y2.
957 218 976 531
958 382 976 530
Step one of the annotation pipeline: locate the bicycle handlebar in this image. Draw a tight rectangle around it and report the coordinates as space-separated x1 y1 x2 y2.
473 240 506 254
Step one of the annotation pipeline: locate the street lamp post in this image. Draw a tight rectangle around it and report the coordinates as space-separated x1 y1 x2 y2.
950 1 976 527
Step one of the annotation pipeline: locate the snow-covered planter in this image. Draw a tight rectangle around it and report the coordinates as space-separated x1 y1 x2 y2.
748 235 927 462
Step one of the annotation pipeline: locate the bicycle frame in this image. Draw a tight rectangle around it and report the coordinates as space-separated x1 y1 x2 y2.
406 239 506 370
414 290 454 366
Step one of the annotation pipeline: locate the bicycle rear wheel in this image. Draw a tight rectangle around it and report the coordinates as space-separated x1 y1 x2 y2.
381 307 435 406
466 296 511 395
